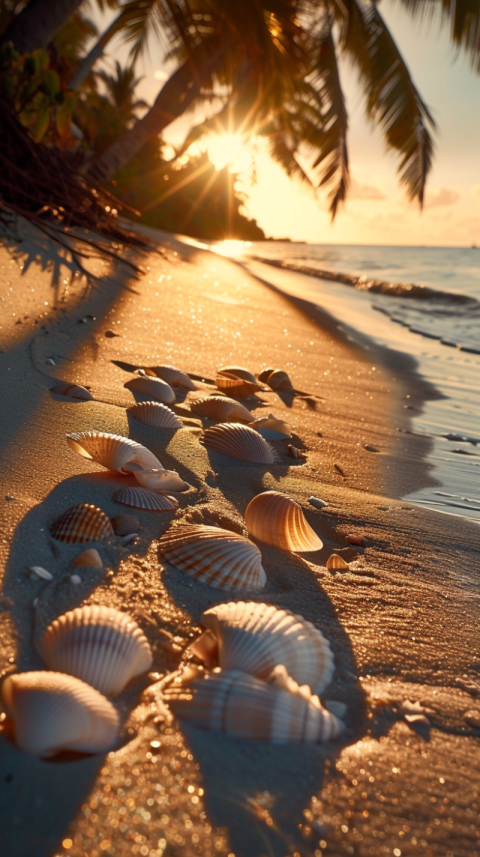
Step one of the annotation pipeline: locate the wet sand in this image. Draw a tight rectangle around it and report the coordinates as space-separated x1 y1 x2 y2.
0 221 479 857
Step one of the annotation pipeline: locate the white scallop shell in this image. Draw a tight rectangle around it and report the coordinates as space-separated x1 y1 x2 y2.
133 468 188 492
215 372 263 398
128 401 182 429
158 523 266 591
37 605 153 696
245 491 323 552
248 413 292 439
163 666 342 743
191 601 334 694
66 431 162 473
190 396 252 423
218 366 257 383
113 486 178 511
203 423 275 464
142 365 196 391
326 554 349 570
50 383 93 400
125 376 176 404
71 549 103 567
1 671 120 756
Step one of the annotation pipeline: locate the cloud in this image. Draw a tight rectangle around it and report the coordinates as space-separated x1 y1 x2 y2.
348 177 385 200
424 187 460 208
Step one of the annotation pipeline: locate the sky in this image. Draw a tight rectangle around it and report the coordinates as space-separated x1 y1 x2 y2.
92 2 480 246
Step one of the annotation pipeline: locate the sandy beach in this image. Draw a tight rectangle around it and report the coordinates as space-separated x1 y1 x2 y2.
0 222 479 857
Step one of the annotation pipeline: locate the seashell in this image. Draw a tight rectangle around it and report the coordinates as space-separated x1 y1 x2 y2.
37 605 153 696
215 372 263 399
191 601 334 694
28 566 53 580
346 534 365 546
50 383 92 400
158 523 266 591
163 666 342 743
128 401 182 429
66 431 162 474
203 423 275 464
288 444 307 460
111 514 140 535
141 365 196 391
51 504 114 543
265 369 294 391
71 549 103 568
132 468 188 492
113 486 177 511
70 575 81 585
190 396 252 423
309 496 327 510
0 671 120 757
326 554 349 570
218 366 257 384
248 413 291 439
245 491 322 552
125 376 175 404
257 368 276 383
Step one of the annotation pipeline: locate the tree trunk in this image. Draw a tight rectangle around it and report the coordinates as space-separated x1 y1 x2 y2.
3 0 84 54
68 11 127 91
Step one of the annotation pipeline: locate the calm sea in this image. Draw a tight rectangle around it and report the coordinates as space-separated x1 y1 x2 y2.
239 243 480 522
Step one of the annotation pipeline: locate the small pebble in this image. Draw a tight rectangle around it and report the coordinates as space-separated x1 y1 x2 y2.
5 495 14 501
309 496 327 510
28 566 53 581
45 358 56 366
364 444 379 452
287 444 307 460
111 514 140 536
346 534 365 546
464 710 480 729
104 330 120 338
334 463 346 476
121 533 138 546
70 574 81 585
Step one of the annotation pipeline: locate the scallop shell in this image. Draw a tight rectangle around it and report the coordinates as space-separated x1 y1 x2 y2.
125 376 175 404
142 364 196 391
245 491 322 552
265 369 294 390
203 423 275 464
66 431 162 473
190 396 252 423
326 554 349 570
191 601 334 694
128 401 182 429
51 504 114 543
163 666 342 743
50 383 93 400
37 605 153 696
218 366 257 384
215 372 263 399
158 523 266 591
113 486 178 511
248 413 292 439
71 549 103 568
0 671 120 757
133 468 188 492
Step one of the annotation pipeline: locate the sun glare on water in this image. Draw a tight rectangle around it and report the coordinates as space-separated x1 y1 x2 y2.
207 132 244 171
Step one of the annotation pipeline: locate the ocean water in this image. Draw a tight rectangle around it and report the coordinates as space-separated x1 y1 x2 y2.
238 243 480 522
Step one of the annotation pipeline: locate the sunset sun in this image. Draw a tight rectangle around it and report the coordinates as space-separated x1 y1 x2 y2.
207 132 244 171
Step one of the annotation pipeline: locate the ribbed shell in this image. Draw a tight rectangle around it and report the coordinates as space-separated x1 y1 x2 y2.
133 468 188 492
125 376 175 404
128 401 182 429
203 423 275 464
51 504 114 543
143 365 196 390
192 601 334 694
71 549 103 567
37 605 152 696
245 491 322 552
113 486 177 511
50 383 93 400
218 366 257 383
248 413 292 439
265 369 294 390
158 523 266 591
215 372 263 399
66 431 162 473
1 671 120 757
164 667 342 743
326 554 349 570
190 396 252 423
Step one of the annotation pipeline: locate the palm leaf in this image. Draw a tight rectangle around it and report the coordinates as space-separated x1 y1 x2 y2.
397 0 480 72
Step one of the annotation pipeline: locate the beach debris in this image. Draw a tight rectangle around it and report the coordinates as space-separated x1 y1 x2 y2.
28 566 53 581
111 514 140 536
364 444 379 453
104 329 120 338
45 358 56 366
5 495 14 501
324 700 347 719
50 383 93 400
191 601 334 694
158 522 266 591
464 710 480 729
0 671 120 757
248 413 292 439
132 468 188 492
113 486 178 511
203 423 275 464
326 554 349 570
287 444 307 460
51 503 114 543
334 463 346 476
125 375 175 404
245 491 322 552
309 496 327 510
218 366 258 383
399 699 433 728
140 364 196 391
69 574 82 585
163 665 342 743
215 371 263 399
71 549 103 568
190 395 252 423
262 369 294 391
346 534 365 546
37 605 152 696
128 401 182 429
66 431 162 474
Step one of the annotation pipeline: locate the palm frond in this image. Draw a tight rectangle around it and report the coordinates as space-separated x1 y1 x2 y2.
397 0 480 72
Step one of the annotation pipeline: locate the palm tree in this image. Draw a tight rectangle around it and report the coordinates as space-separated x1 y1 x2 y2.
1 0 118 54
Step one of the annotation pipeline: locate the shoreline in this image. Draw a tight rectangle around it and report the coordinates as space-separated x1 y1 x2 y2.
0 221 479 857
